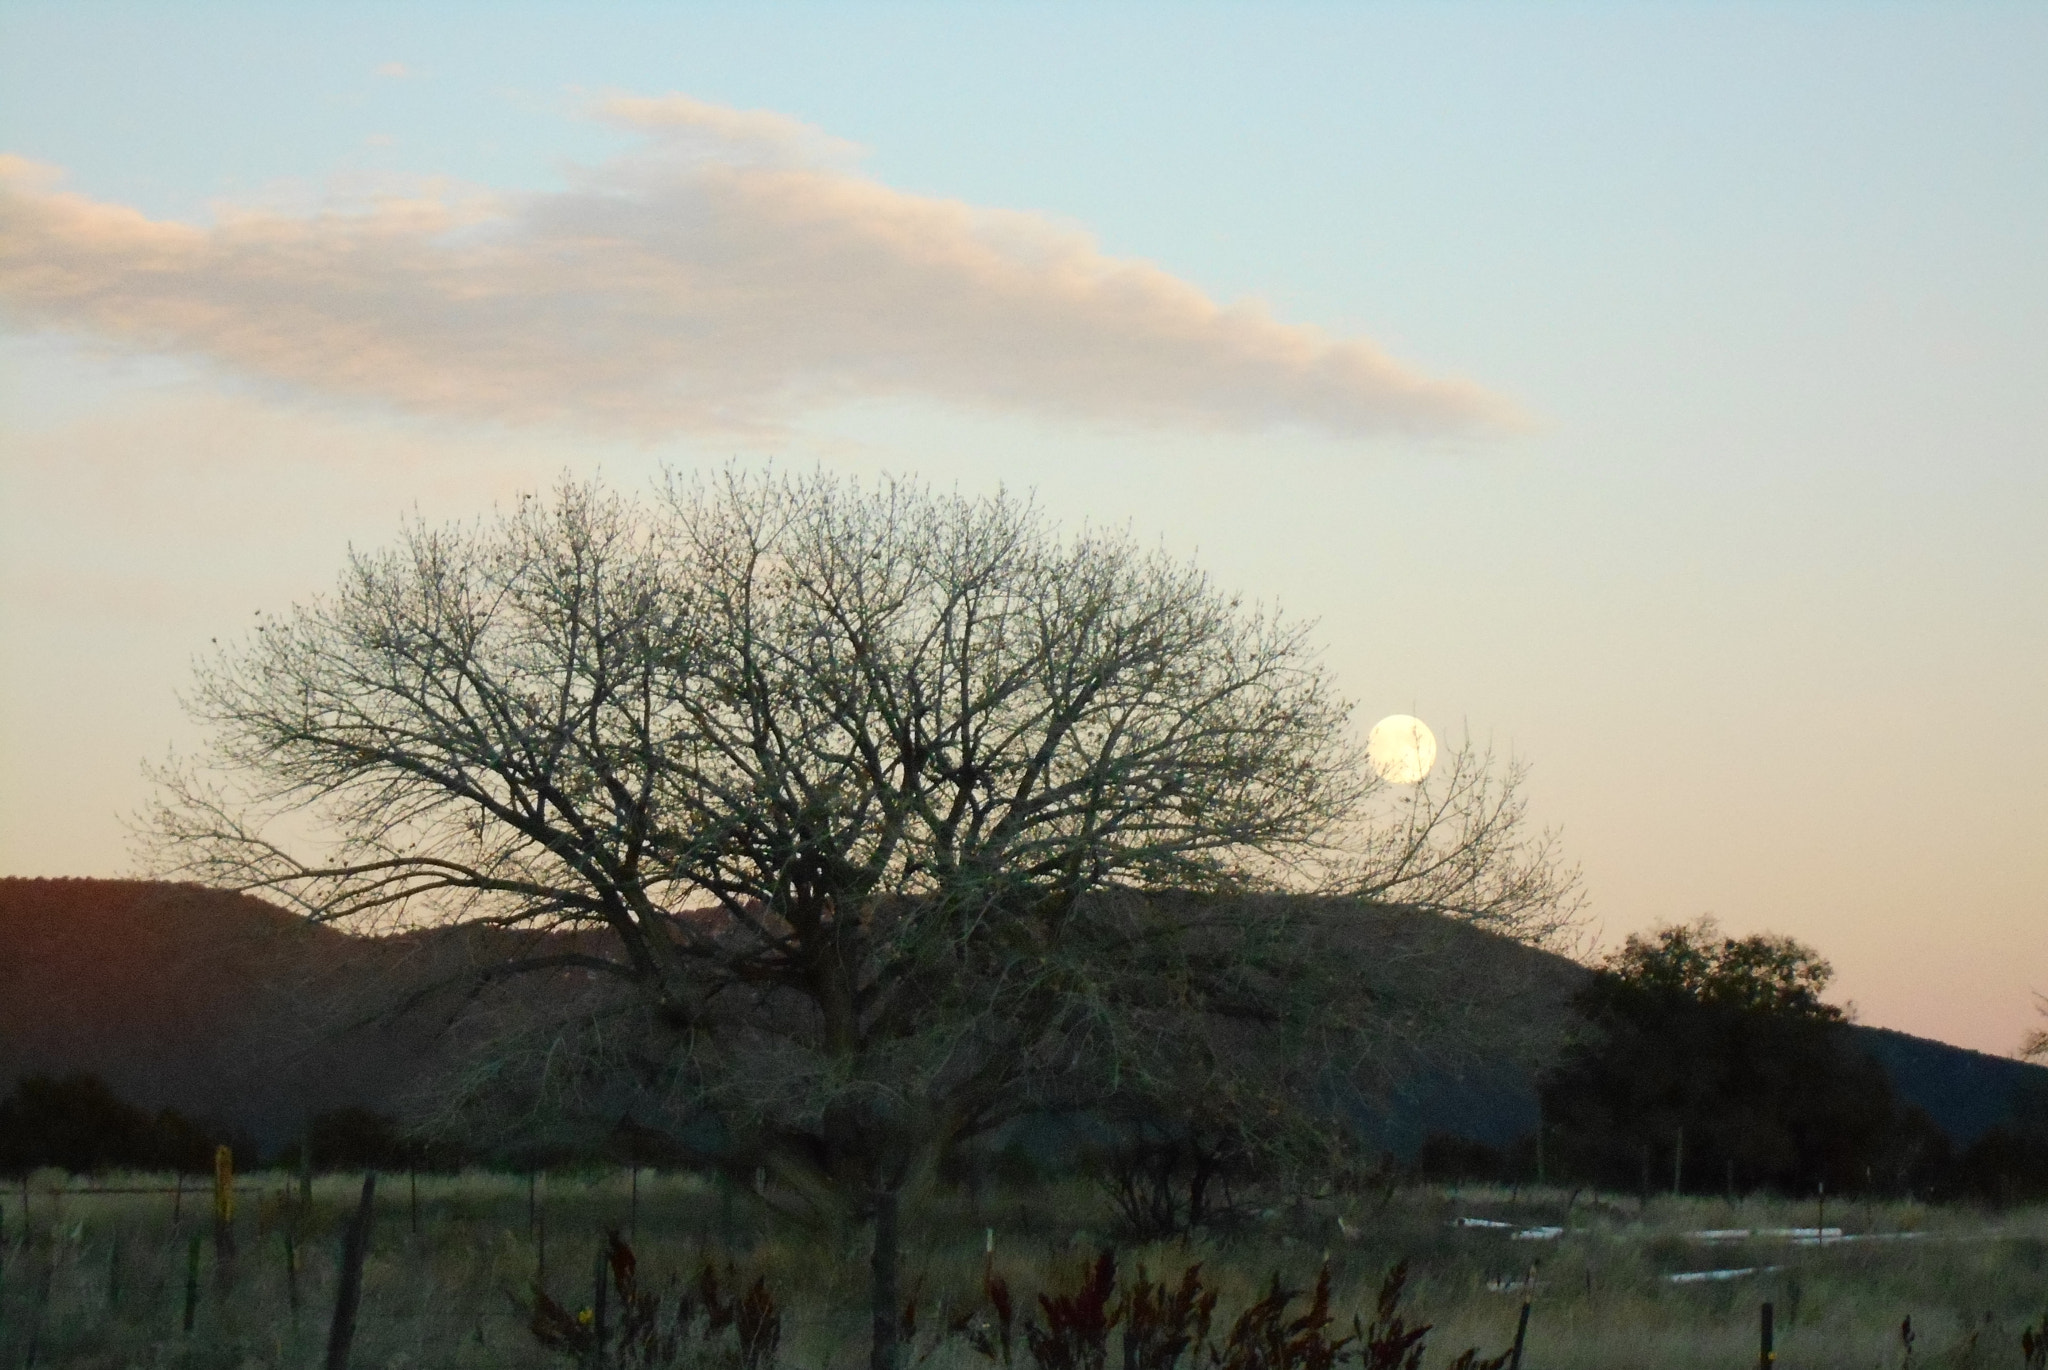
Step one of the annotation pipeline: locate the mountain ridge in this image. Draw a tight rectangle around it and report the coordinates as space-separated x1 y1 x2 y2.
3 877 2037 1157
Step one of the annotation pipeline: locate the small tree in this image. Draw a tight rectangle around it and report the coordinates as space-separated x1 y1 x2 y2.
148 468 1576 1366
1542 917 1909 1195
2020 994 2048 1062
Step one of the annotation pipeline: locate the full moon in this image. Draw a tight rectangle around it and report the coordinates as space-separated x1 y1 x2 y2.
1367 714 1438 785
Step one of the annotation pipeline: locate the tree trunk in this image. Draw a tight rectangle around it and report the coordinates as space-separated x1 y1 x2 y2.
869 1183 902 1370
1188 1150 1214 1230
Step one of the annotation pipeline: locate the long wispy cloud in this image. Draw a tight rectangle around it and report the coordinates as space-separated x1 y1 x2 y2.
0 93 1520 439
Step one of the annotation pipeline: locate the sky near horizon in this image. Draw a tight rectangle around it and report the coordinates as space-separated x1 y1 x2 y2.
1 3 2042 1055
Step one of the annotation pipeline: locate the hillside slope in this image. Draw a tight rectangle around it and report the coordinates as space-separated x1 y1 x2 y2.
2 878 2036 1157
1854 1025 2047 1147
0 879 443 1148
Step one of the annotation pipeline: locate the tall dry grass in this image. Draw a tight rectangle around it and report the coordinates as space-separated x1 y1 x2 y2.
0 1168 2042 1368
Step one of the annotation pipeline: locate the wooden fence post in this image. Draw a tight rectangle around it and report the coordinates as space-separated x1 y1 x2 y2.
1506 1262 1536 1370
21 1248 55 1369
324 1173 378 1370
593 1242 611 1368
285 1226 301 1321
212 1145 237 1296
1760 1301 1775 1367
182 1233 201 1333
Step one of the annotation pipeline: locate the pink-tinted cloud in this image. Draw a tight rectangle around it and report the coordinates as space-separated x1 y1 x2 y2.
0 98 1522 439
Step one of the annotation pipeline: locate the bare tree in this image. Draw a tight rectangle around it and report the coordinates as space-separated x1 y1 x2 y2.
2019 995 2048 1062
145 468 1578 1368
1350 737 1586 949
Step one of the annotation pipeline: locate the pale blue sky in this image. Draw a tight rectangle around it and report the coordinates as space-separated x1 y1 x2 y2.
3 2 2043 1053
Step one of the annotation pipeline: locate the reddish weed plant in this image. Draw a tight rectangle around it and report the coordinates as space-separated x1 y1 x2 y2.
528 1232 781 1370
951 1251 1497 1370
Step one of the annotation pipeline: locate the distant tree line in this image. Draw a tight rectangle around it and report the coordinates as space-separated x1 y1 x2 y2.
0 1075 710 1177
9 1060 2044 1212
0 1075 436 1176
0 1074 250 1175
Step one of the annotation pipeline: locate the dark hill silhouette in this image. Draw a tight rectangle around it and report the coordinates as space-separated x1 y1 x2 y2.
2 877 2038 1162
0 879 444 1151
1855 1025 2048 1147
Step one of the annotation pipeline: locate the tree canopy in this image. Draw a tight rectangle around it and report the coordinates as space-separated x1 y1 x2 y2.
1601 918 1844 1021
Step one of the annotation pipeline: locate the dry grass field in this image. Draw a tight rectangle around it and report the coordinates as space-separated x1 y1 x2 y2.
2 1168 2043 1369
